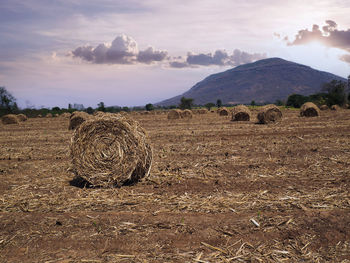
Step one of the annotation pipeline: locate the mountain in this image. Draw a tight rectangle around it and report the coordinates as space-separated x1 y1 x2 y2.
157 58 346 106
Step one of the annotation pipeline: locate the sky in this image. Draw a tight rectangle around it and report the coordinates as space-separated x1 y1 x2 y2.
1 0 350 109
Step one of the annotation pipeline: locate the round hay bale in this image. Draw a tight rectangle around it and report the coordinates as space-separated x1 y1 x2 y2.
17 113 28 122
70 114 152 187
69 111 90 130
61 112 71 118
231 105 251 121
331 105 340 111
93 111 105 117
300 102 320 117
218 107 230 116
320 105 329 111
180 109 193 119
46 113 52 118
37 114 42 118
167 109 182 120
2 114 19 124
344 104 349 109
198 108 208 114
257 104 282 124
54 113 59 117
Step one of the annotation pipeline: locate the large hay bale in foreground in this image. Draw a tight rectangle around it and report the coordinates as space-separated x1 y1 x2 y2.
320 105 329 111
218 107 230 116
70 114 152 187
331 105 340 111
1 114 19 124
231 105 251 121
167 109 182 120
17 113 28 122
300 102 320 117
69 112 90 130
180 109 193 119
257 104 282 124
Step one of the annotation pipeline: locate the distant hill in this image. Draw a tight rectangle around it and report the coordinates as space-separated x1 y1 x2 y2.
157 58 346 106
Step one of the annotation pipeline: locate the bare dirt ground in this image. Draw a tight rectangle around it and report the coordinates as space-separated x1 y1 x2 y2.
0 109 350 262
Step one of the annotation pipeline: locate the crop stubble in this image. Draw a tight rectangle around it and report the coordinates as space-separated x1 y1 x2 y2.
0 109 349 262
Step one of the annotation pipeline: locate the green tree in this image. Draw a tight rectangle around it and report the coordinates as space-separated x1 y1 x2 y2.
122 106 130 112
0 86 18 115
145 103 154 111
52 106 60 111
86 107 94 114
322 79 347 106
97 102 106 112
204 102 215 111
251 100 256 106
216 99 222 108
286 94 309 108
179 97 194 110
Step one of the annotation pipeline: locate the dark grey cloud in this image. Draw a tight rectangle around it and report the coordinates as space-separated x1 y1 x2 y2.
287 20 350 64
137 47 168 64
72 35 167 64
168 49 266 68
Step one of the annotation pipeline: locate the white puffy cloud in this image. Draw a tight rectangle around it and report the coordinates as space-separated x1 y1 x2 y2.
286 20 350 64
72 34 266 68
72 34 167 64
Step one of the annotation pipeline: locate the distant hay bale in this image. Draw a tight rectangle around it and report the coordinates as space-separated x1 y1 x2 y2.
198 108 208 114
46 113 52 118
231 105 251 121
257 104 282 124
93 111 105 117
70 114 152 187
69 111 90 130
17 113 28 122
61 112 71 118
320 105 329 111
331 105 340 111
344 104 349 109
167 109 182 119
1 114 19 125
180 109 193 119
300 102 320 117
54 113 59 117
37 114 42 118
218 107 230 116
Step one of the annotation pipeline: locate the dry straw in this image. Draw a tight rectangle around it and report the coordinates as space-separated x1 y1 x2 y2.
60 112 71 118
231 105 251 121
180 109 193 119
257 104 282 124
300 102 320 117
16 113 28 122
218 107 230 116
167 109 182 119
46 113 53 118
1 114 19 125
331 105 340 111
69 111 90 130
320 105 329 111
70 113 152 187
198 108 208 114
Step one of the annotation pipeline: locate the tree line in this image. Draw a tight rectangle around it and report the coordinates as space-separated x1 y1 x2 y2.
1 77 349 117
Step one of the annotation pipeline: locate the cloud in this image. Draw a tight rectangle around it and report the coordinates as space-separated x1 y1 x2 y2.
72 34 266 68
169 49 266 68
137 47 168 64
287 20 350 64
72 34 167 64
